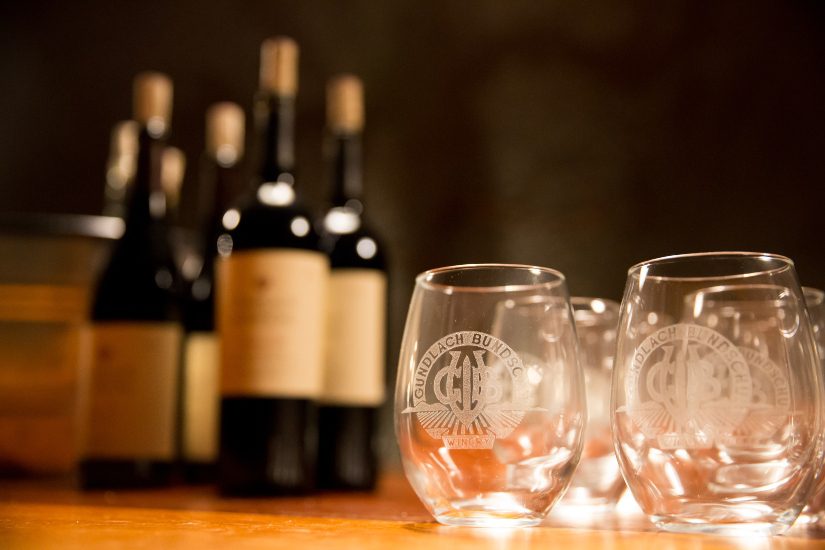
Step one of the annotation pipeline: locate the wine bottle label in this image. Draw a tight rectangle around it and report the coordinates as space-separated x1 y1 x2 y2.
182 331 219 462
217 249 329 398
322 269 386 406
83 322 181 459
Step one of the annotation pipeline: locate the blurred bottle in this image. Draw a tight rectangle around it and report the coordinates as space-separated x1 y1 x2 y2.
79 72 182 489
181 102 245 483
216 37 328 495
318 75 386 490
159 145 196 277
102 121 138 218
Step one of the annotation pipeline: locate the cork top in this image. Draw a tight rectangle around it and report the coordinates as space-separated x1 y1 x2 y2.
206 102 245 166
161 146 186 211
109 120 139 158
106 121 139 191
259 37 299 96
327 74 364 133
132 72 173 135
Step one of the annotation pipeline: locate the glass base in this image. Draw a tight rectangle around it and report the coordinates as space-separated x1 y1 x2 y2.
794 511 825 530
555 488 620 511
551 499 616 517
652 517 793 537
433 497 545 527
643 499 803 536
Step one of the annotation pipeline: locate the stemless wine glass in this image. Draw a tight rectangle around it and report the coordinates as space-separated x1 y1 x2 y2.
557 297 626 509
395 264 586 527
799 286 825 529
611 252 825 536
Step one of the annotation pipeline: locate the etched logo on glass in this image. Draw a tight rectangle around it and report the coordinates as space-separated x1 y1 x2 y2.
725 346 791 445
622 323 753 449
402 331 528 449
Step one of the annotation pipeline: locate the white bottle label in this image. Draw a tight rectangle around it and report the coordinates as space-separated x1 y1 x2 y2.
182 331 219 462
322 269 386 406
84 322 181 459
217 249 329 398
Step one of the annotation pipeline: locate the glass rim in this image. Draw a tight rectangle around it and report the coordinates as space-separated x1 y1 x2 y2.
627 251 794 282
685 283 798 308
570 296 621 311
571 296 620 326
415 263 566 293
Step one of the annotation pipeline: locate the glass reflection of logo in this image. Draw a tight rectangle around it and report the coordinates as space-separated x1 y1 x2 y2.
622 324 753 449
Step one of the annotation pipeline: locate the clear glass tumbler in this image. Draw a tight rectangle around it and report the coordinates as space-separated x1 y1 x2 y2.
395 264 586 527
798 286 825 529
611 252 825 535
557 297 626 509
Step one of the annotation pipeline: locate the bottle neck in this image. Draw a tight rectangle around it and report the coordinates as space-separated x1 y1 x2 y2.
201 160 239 253
329 132 362 206
124 128 167 228
322 132 365 236
213 165 238 217
199 157 237 222
256 93 295 185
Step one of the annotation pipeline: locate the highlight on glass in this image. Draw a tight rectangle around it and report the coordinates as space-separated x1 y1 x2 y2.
556 297 625 509
798 286 825 529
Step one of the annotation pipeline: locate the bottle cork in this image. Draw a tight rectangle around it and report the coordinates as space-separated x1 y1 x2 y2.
106 120 139 190
206 102 245 166
327 74 364 134
259 37 299 97
133 72 173 133
161 146 186 211
110 120 139 158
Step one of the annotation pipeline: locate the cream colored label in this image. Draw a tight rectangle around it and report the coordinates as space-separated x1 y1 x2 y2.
84 322 181 459
182 332 219 462
217 249 329 398
0 284 87 323
322 270 386 405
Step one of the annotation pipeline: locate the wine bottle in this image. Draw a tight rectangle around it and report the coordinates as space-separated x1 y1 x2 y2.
216 37 329 495
318 75 386 491
181 102 245 483
80 72 182 489
103 120 138 218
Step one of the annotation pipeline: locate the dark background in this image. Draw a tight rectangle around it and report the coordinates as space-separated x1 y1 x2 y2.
3 1 825 451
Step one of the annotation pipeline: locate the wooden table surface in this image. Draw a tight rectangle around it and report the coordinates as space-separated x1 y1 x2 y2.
0 473 822 549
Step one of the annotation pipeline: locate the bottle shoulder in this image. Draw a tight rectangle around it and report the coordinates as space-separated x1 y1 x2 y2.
92 255 181 322
222 195 323 252
92 220 182 322
323 224 386 271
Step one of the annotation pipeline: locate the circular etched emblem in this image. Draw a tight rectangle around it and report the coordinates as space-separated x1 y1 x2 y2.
623 323 752 449
402 331 528 449
726 346 791 444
